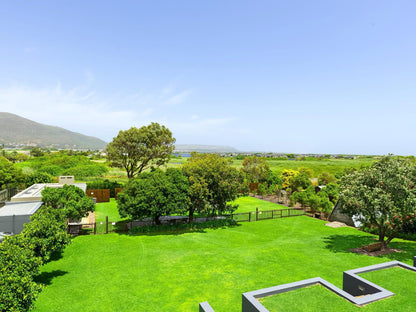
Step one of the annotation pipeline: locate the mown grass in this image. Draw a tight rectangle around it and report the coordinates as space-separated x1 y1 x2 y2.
94 199 126 223
33 216 416 312
260 266 416 312
232 196 289 213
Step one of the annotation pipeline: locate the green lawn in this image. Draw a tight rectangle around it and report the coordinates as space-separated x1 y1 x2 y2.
94 199 127 223
260 284 354 312
232 196 290 213
260 266 416 312
33 216 416 312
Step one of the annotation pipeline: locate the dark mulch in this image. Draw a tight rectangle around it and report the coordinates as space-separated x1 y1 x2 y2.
350 246 403 257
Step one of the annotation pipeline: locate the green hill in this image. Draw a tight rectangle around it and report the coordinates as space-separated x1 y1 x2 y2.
0 112 107 149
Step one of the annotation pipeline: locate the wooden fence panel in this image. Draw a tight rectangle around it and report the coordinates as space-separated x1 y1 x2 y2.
86 189 110 203
249 183 259 193
114 188 123 200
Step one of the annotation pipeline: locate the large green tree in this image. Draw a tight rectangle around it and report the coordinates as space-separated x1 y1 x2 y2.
21 206 71 263
117 168 188 224
0 237 42 312
182 153 240 217
41 184 94 221
106 123 175 178
339 156 416 247
0 206 71 311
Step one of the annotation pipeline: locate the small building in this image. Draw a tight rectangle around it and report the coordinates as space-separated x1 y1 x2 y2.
0 201 43 235
328 200 362 227
11 177 86 202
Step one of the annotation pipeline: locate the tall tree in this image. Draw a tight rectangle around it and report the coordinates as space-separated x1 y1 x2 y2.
106 123 175 178
21 206 71 263
0 237 42 312
339 156 416 247
182 153 240 217
117 168 188 224
240 156 270 183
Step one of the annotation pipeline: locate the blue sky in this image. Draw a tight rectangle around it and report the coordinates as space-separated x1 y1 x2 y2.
0 1 415 155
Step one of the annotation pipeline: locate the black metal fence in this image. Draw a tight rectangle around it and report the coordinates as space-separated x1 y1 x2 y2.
69 208 305 235
231 208 305 222
68 216 129 235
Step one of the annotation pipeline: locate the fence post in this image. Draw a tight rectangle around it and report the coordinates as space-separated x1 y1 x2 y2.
256 207 258 221
106 216 108 234
94 222 96 235
249 212 251 222
272 210 274 219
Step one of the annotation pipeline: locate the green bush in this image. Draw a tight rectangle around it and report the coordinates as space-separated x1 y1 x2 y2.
26 172 53 187
62 164 108 178
38 165 63 176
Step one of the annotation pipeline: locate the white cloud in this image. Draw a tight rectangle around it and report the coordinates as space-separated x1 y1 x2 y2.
0 84 145 141
0 80 235 145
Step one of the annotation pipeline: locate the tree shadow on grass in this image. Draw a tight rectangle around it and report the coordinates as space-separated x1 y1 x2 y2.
49 250 64 261
34 270 68 286
323 234 416 263
124 223 242 237
323 234 374 253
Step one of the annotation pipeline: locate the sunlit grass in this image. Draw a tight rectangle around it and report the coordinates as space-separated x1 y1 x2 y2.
33 216 416 312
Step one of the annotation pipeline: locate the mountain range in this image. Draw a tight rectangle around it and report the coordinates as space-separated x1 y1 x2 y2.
0 112 240 153
0 112 107 149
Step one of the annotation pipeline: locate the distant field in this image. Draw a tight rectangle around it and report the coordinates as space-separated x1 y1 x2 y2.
231 157 377 177
168 156 377 178
16 154 376 181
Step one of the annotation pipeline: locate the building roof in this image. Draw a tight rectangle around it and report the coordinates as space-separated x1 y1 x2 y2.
0 201 43 216
11 183 87 202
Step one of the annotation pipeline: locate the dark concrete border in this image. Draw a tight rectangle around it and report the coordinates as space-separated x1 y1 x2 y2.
199 301 215 312
343 260 416 305
200 258 416 311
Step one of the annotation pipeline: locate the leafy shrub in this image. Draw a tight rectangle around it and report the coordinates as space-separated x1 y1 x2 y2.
256 183 267 196
38 165 63 176
62 164 108 178
26 172 53 186
22 154 107 179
